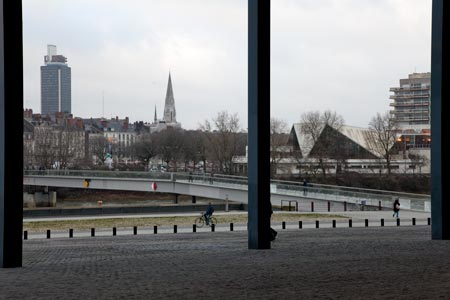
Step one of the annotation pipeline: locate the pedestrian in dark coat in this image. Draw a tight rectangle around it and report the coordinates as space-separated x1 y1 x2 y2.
393 198 400 218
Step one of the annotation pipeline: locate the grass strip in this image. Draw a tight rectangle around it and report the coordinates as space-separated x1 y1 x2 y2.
23 213 348 232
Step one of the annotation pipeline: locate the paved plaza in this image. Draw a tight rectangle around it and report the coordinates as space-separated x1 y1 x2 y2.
1 224 450 299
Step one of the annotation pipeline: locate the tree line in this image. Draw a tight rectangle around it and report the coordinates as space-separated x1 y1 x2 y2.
24 109 428 182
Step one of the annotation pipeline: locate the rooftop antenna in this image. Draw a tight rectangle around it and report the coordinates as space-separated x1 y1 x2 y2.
102 91 105 118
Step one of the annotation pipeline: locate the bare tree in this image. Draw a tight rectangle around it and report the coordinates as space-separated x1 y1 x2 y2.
181 130 207 172
270 117 288 177
408 152 429 175
199 111 242 175
89 135 109 165
154 128 185 172
33 126 55 169
365 111 399 175
300 110 345 177
55 128 82 169
132 133 157 169
23 138 34 169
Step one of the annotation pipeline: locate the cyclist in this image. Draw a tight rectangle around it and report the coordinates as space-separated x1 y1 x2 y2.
204 202 215 225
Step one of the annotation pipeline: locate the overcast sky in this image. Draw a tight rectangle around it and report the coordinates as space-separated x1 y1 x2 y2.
23 0 432 130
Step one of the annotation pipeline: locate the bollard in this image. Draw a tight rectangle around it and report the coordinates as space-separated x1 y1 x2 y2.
282 221 286 230
133 226 137 235
365 219 369 227
24 231 28 240
193 224 196 233
379 201 382 211
91 228 95 237
174 225 177 233
397 218 400 226
327 201 330 212
412 218 416 226
349 219 352 228
211 224 215 232
299 221 302 229
381 219 384 227
113 227 117 236
47 230 51 239
332 220 336 228
230 223 234 231
311 202 314 212
69 229 73 238
316 220 319 228
428 218 431 226
344 201 347 211
154 225 157 234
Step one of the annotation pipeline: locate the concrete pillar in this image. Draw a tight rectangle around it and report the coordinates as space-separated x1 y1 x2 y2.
23 193 36 208
248 0 271 249
49 191 57 207
0 0 23 268
431 0 450 240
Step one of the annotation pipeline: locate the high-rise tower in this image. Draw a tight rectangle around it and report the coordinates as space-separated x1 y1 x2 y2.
163 73 177 123
389 72 431 130
40 45 71 116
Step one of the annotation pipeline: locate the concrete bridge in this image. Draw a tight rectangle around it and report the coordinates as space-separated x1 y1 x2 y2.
23 170 431 212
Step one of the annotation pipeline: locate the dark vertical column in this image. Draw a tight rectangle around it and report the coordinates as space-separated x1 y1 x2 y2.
0 0 23 268
248 0 271 249
431 0 449 240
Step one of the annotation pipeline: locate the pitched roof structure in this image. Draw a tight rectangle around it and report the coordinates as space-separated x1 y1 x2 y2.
289 123 387 159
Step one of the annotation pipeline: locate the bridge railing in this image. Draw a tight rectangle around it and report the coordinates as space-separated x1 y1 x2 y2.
24 169 174 180
270 179 430 210
173 173 248 189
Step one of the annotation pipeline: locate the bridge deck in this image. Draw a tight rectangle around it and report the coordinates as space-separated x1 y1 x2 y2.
23 171 431 212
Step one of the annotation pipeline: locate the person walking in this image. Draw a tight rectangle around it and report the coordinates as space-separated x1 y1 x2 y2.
303 179 308 196
269 201 277 241
393 198 400 218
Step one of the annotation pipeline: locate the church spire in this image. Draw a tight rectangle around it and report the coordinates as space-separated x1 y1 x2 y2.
166 72 174 100
163 72 177 123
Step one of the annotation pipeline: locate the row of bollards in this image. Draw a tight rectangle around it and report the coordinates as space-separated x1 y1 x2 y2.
23 217 432 240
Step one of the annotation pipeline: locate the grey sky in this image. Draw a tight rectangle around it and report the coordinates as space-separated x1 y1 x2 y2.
23 0 432 130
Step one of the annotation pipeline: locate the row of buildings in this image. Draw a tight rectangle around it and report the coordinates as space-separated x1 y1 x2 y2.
36 43 431 174
234 72 432 176
26 45 182 168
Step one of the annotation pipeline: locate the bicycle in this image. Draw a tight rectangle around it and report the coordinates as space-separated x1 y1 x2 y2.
194 214 217 228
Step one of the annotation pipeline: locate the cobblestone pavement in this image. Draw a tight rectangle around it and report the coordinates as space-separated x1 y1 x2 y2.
1 226 449 300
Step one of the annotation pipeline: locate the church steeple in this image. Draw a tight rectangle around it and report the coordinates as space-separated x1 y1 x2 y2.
154 105 157 123
163 72 177 123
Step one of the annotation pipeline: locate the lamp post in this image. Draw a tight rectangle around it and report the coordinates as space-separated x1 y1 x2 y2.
225 194 229 212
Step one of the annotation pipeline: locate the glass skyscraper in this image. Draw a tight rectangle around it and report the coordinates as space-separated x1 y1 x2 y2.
40 45 71 116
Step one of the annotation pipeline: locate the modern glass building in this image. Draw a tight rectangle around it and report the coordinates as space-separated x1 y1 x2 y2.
40 45 71 116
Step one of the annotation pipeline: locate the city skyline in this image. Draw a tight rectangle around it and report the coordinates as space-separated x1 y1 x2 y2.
23 0 432 130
